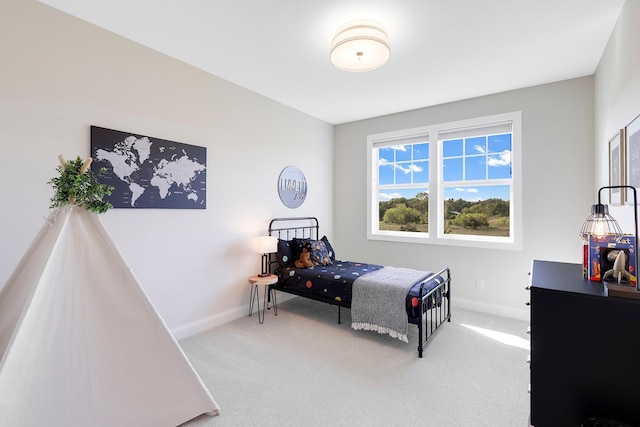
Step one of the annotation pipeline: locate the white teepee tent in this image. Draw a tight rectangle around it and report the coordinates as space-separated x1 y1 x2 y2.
0 204 220 426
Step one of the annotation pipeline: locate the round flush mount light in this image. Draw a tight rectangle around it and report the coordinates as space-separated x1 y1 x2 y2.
330 20 390 72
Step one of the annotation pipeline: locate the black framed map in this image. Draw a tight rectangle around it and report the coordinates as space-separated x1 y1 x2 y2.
90 126 206 209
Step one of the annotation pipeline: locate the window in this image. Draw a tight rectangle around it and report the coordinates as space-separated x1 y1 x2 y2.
367 112 521 250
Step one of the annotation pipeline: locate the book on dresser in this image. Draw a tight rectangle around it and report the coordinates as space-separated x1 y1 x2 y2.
587 234 636 284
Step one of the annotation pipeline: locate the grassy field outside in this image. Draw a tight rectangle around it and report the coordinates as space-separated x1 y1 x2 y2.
379 222 429 233
379 215 509 237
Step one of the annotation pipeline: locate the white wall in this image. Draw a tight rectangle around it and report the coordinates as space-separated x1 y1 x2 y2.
3 0 633 332
0 0 333 338
595 0 640 232
334 77 595 320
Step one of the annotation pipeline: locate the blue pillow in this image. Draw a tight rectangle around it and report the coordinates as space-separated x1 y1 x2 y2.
309 239 333 266
291 238 309 260
276 239 293 268
321 235 336 261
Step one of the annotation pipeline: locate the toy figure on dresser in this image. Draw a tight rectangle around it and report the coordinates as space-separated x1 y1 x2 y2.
588 235 637 285
602 250 632 284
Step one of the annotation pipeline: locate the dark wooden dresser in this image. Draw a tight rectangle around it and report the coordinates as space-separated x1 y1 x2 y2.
530 259 640 427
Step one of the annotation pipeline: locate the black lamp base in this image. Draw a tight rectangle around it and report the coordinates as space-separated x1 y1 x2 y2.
259 253 270 277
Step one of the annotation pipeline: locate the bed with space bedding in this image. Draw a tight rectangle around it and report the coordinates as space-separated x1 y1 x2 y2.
267 217 451 358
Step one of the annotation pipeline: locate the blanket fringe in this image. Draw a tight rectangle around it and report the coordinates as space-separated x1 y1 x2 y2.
351 322 409 343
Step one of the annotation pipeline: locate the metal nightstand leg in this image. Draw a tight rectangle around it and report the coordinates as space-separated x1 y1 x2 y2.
269 286 278 316
261 286 278 320
250 284 277 324
248 275 278 323
249 284 260 319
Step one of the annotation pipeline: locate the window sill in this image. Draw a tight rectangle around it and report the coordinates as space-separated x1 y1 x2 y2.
368 230 521 250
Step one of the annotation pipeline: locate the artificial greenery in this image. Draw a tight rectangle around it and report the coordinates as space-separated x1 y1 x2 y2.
48 156 114 214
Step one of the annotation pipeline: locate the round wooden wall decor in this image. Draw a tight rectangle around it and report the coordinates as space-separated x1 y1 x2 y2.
278 165 307 208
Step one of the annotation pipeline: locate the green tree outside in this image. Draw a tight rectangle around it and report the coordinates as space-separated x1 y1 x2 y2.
451 212 489 229
380 195 509 237
383 203 423 224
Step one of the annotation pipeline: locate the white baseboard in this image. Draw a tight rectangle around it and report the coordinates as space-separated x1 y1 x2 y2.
173 294 528 340
172 293 297 341
172 306 246 341
452 297 530 321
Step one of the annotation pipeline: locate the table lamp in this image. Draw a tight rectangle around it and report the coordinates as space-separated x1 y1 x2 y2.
580 185 638 292
252 236 277 277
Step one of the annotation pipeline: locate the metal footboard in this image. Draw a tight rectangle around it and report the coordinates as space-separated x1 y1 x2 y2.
411 266 452 358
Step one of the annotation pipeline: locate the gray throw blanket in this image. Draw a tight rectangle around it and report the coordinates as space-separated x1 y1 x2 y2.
351 267 432 343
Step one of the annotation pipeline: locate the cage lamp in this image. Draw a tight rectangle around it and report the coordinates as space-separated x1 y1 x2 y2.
579 203 623 240
580 185 639 291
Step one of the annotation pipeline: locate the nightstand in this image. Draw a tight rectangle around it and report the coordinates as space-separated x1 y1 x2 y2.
248 274 278 324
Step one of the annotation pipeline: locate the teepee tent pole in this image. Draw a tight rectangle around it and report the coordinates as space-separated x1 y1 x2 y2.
80 157 92 174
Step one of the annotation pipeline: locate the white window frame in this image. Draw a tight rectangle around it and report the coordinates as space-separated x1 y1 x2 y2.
367 111 522 250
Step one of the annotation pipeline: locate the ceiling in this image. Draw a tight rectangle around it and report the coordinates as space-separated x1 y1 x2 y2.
38 0 625 125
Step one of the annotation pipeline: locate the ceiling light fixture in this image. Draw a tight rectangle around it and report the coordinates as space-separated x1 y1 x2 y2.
330 20 390 72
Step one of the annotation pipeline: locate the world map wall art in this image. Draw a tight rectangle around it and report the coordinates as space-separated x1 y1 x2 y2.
90 126 207 209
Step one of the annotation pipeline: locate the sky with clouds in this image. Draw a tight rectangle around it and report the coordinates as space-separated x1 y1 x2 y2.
378 133 511 202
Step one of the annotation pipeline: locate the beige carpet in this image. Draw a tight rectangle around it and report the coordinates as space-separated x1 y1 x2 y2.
178 297 530 427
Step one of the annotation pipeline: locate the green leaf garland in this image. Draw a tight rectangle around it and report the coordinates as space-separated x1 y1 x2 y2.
48 156 114 214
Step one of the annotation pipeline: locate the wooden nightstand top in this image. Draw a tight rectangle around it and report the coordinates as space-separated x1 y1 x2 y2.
248 274 278 286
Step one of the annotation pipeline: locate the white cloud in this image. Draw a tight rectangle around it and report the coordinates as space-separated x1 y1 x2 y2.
454 187 478 193
393 164 423 174
378 192 404 201
487 151 510 167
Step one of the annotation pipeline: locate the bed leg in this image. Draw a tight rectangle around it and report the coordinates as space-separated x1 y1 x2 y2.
418 317 424 358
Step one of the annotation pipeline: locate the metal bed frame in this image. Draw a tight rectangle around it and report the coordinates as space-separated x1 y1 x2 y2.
267 217 451 358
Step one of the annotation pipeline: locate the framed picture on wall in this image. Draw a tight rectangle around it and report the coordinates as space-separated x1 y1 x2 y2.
626 114 640 204
90 126 207 209
609 130 625 205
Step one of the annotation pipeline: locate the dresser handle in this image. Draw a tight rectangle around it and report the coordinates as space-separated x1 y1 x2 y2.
525 301 531 306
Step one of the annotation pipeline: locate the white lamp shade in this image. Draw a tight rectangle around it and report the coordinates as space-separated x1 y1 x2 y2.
330 20 390 72
252 236 278 254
